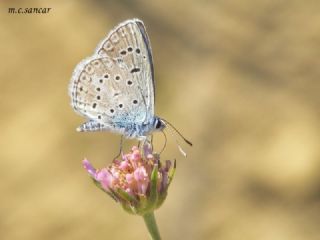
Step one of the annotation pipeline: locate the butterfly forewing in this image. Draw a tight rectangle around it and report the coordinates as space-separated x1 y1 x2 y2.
69 19 155 133
95 19 154 119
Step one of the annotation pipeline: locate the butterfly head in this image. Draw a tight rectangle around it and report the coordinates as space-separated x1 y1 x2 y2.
153 117 166 132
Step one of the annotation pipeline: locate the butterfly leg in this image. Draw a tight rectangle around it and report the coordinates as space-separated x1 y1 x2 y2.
159 130 167 155
113 136 124 161
150 134 154 151
144 135 153 151
137 135 153 155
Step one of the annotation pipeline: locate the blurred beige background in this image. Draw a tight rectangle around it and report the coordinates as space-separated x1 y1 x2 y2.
1 0 320 239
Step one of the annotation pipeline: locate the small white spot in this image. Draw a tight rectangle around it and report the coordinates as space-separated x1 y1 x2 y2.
103 40 114 51
110 33 120 43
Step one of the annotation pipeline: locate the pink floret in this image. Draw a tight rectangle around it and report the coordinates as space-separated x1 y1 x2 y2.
82 159 96 178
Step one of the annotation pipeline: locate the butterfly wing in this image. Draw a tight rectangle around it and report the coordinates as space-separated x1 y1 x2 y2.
96 19 155 118
69 19 155 135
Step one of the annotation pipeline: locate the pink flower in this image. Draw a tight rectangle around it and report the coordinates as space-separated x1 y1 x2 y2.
82 144 176 215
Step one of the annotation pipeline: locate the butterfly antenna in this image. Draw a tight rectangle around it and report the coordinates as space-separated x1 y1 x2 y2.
162 119 192 157
162 119 193 146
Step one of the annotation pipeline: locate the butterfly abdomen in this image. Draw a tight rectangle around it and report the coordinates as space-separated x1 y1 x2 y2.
77 120 110 132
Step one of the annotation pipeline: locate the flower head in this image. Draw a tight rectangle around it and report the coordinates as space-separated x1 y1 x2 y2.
83 144 176 215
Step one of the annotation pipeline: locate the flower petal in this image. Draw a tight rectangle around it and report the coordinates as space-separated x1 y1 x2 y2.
82 159 96 178
96 169 115 190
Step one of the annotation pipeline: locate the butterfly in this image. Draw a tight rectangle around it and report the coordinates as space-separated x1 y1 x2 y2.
69 19 191 152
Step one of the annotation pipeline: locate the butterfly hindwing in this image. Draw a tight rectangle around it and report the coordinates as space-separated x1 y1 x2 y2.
70 55 147 124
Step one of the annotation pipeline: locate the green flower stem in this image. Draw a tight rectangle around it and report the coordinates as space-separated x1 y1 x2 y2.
143 212 161 240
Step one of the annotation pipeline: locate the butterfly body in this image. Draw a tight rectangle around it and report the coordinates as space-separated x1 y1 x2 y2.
69 19 166 140
77 116 165 140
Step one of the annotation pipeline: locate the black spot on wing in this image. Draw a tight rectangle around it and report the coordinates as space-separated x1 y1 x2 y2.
130 68 140 73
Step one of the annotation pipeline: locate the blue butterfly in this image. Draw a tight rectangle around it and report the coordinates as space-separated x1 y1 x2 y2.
69 19 191 153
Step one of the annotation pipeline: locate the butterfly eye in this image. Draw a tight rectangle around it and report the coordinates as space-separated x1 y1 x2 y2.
127 80 133 86
133 100 138 104
120 50 126 55
136 48 140 54
104 74 109 79
118 104 123 108
156 120 162 129
115 75 121 81
97 95 101 100
110 109 115 113
127 47 133 52
92 103 97 109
